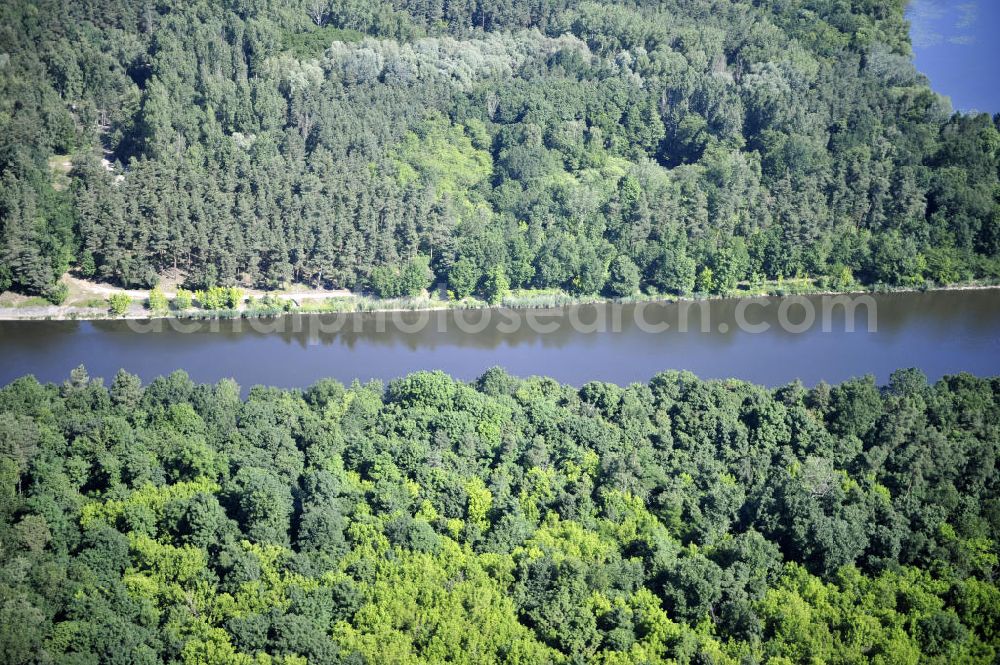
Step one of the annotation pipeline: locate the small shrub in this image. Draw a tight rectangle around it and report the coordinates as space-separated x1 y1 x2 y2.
108 292 131 316
46 283 69 305
173 288 193 310
195 285 244 310
147 286 168 312
224 287 244 309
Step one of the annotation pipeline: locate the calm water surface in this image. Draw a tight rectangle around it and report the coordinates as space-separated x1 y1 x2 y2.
1 290 998 390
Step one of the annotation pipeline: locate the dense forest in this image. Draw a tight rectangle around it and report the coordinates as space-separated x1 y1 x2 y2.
0 366 997 662
1 0 998 303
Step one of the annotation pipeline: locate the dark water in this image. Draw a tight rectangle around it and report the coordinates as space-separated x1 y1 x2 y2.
1 290 998 391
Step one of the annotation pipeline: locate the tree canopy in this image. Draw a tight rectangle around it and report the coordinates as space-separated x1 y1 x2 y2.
0 366 997 662
0 0 997 302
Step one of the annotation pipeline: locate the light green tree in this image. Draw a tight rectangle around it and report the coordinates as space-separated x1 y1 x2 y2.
147 286 168 312
696 266 715 294
108 292 131 316
224 287 244 309
173 288 193 310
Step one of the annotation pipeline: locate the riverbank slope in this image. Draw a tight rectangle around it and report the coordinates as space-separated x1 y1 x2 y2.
1 273 998 321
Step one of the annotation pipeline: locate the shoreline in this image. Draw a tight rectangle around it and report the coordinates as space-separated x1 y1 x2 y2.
1 281 999 323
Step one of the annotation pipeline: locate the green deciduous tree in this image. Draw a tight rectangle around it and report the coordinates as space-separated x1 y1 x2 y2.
448 258 478 300
108 292 131 316
696 266 715 294
482 265 510 304
651 243 696 295
606 255 641 297
147 286 168 312
173 287 193 310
